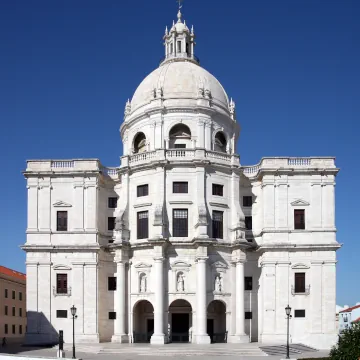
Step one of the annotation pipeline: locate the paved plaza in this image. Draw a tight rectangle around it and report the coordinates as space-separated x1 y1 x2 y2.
0 343 330 360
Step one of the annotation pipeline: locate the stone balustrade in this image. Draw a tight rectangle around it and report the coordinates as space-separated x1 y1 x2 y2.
242 157 336 178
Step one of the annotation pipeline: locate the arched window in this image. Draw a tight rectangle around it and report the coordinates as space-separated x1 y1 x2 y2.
214 132 227 153
169 124 192 149
133 132 147 154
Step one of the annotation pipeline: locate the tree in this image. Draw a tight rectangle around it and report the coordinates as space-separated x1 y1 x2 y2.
330 322 360 360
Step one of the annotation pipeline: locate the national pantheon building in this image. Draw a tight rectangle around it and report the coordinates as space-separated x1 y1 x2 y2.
23 6 340 349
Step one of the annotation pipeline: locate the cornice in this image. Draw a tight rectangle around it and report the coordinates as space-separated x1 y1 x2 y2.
257 243 342 252
21 244 101 252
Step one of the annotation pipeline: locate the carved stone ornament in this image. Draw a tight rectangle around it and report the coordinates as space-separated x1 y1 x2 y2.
124 99 131 118
176 272 185 292
197 204 208 226
214 274 222 293
53 201 72 208
153 204 164 226
211 261 228 273
291 199 310 206
139 273 147 293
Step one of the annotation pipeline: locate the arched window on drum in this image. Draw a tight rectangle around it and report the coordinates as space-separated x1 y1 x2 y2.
133 132 147 154
169 124 192 149
214 132 227 153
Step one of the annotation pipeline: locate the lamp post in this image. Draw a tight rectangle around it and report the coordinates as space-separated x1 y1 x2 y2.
285 305 292 359
70 305 77 359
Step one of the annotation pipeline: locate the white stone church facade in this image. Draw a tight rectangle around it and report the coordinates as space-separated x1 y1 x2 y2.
23 8 340 349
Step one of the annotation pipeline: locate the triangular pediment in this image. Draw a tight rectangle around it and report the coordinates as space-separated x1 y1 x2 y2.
53 201 72 207
171 260 191 269
291 199 310 206
134 262 152 269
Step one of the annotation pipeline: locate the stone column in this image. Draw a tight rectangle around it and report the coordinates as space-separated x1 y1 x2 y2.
112 260 128 343
151 257 165 344
195 257 211 344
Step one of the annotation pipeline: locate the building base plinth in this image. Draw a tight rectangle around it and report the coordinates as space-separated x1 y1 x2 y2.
150 334 166 344
228 334 250 343
111 334 129 343
57 350 66 358
194 334 211 344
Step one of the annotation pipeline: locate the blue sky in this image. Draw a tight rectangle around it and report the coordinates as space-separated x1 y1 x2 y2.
0 0 359 306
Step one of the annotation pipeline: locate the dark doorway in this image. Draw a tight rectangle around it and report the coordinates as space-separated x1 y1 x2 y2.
171 313 189 342
147 319 154 342
207 319 214 343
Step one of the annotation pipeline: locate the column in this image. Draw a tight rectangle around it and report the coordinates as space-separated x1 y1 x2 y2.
151 257 165 344
27 184 38 231
38 183 51 231
235 261 249 342
204 121 211 149
197 120 205 148
195 257 210 344
73 179 84 231
112 261 128 342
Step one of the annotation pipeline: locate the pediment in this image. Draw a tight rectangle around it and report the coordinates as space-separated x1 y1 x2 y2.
291 263 310 269
291 199 310 206
53 201 72 208
211 261 228 270
53 264 72 270
170 260 191 269
134 262 152 269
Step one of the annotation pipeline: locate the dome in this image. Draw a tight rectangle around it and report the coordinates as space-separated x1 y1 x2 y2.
131 61 229 112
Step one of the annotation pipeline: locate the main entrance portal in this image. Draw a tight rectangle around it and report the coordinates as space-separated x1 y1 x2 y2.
169 299 192 343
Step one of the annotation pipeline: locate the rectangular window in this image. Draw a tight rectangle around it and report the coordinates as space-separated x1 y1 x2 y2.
177 41 181 53
108 217 116 231
294 209 305 230
12 324 15 334
12 290 15 300
137 184 149 197
243 196 253 207
109 312 116 320
108 277 116 291
4 306 8 316
294 309 306 318
245 311 252 320
19 325 22 335
56 274 68 294
294 273 306 293
173 182 188 193
12 307 15 317
108 197 118 208
57 211 68 231
212 184 224 196
137 211 149 239
245 276 253 291
19 292 22 301
56 310 68 318
174 144 186 148
4 288 8 298
212 211 223 239
173 209 188 237
4 324 8 334
19 308 22 317
245 216 252 230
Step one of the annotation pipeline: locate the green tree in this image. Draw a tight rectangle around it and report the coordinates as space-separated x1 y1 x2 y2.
330 322 360 360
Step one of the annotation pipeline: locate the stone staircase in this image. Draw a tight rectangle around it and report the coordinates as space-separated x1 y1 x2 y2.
260 343 318 357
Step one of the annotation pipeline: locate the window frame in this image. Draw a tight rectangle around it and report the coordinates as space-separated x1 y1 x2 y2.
294 309 306 318
245 216 252 230
12 306 15 317
56 273 68 294
173 182 188 194
4 324 8 335
173 209 188 237
137 211 149 239
56 211 68 231
19 308 22 317
174 144 186 149
294 272 306 293
12 324 16 334
19 291 22 301
212 184 224 197
4 288 8 298
243 196 253 207
4 305 8 316
19 325 22 335
294 209 305 230
245 311 252 320
137 184 149 197
108 277 116 291
212 210 223 239
108 311 116 320
12 290 15 300
56 310 68 318
108 216 116 231
108 197 118 209
245 276 253 291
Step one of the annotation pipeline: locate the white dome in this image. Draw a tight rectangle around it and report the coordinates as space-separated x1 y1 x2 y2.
131 61 229 112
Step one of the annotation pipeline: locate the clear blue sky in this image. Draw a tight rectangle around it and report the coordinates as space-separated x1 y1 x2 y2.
0 0 359 306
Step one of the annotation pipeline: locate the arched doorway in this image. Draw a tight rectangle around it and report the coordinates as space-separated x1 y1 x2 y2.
207 300 227 343
133 300 154 343
169 299 192 343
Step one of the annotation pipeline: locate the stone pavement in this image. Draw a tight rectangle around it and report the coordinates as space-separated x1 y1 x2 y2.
0 343 330 360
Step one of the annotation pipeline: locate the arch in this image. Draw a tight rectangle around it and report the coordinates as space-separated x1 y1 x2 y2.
168 299 193 343
214 131 227 153
133 132 147 154
169 123 192 149
132 300 154 343
207 300 227 343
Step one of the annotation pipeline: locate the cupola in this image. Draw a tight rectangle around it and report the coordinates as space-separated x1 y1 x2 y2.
162 5 198 65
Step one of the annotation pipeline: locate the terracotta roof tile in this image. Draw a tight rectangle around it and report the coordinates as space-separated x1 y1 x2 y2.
0 266 26 281
352 317 360 323
339 304 360 313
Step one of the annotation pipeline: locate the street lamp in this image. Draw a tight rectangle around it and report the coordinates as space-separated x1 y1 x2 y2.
285 305 292 359
70 305 77 359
